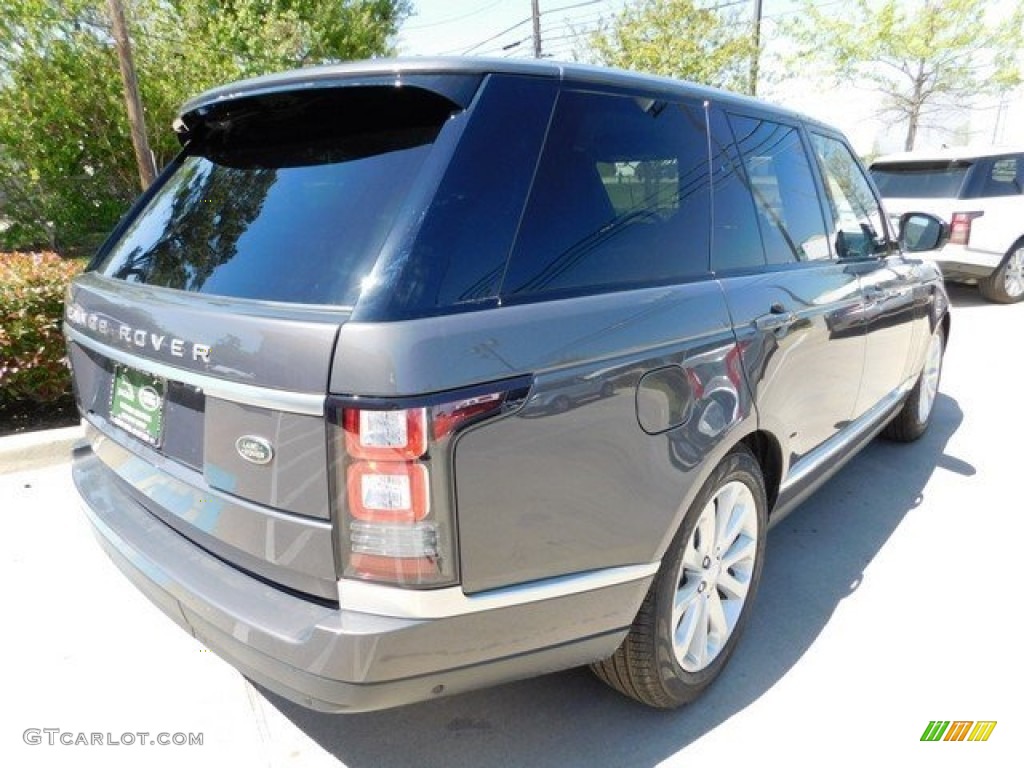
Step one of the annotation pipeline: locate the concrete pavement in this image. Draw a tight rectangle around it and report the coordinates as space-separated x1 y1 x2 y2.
2 283 1022 767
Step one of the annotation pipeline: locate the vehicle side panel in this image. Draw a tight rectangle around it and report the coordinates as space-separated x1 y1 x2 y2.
331 283 753 593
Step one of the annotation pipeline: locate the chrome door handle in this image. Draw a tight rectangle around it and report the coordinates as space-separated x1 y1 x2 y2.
754 305 797 331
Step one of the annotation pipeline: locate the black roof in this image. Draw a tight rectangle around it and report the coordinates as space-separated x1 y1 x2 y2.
176 56 821 131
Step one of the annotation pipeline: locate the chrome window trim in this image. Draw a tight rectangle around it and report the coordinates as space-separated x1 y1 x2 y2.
65 324 325 416
337 563 660 620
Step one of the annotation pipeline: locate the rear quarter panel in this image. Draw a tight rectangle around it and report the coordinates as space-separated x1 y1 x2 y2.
330 282 756 593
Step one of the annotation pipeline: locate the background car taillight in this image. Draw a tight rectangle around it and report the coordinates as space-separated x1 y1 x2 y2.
950 211 983 245
327 380 530 588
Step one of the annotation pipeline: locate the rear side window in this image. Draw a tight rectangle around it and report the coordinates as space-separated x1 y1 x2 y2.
870 162 971 198
708 107 766 272
95 87 456 306
975 156 1024 198
501 90 710 299
729 114 830 263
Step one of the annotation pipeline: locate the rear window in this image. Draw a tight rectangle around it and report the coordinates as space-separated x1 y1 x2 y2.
95 86 457 306
870 161 971 199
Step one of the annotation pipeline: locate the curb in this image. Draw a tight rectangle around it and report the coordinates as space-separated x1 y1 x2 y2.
0 422 85 474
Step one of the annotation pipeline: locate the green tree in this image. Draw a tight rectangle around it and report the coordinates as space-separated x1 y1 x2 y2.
0 0 410 252
586 0 758 93
783 0 1024 150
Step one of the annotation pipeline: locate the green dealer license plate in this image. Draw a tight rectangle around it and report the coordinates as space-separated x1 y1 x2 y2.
110 366 166 447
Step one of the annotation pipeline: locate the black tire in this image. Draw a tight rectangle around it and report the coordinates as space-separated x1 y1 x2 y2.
978 240 1024 304
591 446 767 708
882 324 945 443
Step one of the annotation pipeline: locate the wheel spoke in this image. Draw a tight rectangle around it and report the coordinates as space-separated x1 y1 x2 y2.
682 540 703 573
717 496 746 554
672 577 700 629
717 569 750 601
707 590 728 641
688 597 709 669
695 501 715 559
719 590 744 628
675 594 704 663
721 532 755 569
713 483 741 550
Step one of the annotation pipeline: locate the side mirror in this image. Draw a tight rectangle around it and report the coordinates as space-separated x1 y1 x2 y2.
899 212 949 253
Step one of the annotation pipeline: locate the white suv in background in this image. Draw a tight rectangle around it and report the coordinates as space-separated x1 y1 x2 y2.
871 147 1024 303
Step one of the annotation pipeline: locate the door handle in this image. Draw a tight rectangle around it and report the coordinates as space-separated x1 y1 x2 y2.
754 303 797 332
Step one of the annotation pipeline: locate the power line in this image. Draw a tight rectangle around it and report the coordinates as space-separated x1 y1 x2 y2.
458 16 534 55
451 0 767 60
542 0 606 14
451 0 609 57
403 0 505 31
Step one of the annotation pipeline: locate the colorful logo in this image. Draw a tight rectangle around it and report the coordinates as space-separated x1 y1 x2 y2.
921 721 997 742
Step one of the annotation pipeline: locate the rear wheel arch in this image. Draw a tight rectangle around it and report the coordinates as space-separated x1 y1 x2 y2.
979 237 1024 303
591 444 768 707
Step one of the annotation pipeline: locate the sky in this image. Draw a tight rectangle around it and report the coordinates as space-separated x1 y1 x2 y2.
394 0 1023 155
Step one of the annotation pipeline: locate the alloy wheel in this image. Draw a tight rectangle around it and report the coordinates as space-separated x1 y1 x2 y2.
671 481 758 672
1003 248 1024 298
917 330 943 424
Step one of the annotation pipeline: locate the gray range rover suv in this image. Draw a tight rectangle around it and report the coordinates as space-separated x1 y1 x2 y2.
66 58 950 712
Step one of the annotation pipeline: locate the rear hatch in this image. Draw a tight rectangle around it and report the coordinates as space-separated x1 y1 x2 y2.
870 159 972 225
66 75 473 602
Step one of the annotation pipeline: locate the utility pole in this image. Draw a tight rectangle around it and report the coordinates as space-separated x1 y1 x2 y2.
531 0 542 58
749 0 763 97
107 0 157 189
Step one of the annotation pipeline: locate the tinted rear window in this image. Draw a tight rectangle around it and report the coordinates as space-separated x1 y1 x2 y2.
870 161 971 199
95 87 456 306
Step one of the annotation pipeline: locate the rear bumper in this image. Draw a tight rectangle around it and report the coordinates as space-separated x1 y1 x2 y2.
927 243 1003 281
73 443 650 712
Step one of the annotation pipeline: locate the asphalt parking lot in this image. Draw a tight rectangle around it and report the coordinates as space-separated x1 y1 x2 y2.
3 284 1022 768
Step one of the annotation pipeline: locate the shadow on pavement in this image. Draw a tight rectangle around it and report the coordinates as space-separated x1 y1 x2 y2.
263 393 966 768
944 282 989 308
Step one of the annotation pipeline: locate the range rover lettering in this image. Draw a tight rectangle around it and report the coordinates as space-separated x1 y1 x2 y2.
66 59 950 712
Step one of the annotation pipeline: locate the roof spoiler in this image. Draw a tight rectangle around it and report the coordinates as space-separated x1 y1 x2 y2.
173 67 484 145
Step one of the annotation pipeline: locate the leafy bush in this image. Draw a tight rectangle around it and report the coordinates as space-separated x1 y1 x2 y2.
0 252 84 404
0 0 412 252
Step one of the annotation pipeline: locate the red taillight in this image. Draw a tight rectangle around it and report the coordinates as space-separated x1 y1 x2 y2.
329 384 524 588
950 211 983 245
347 460 429 523
348 553 442 582
432 393 503 439
343 407 427 460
